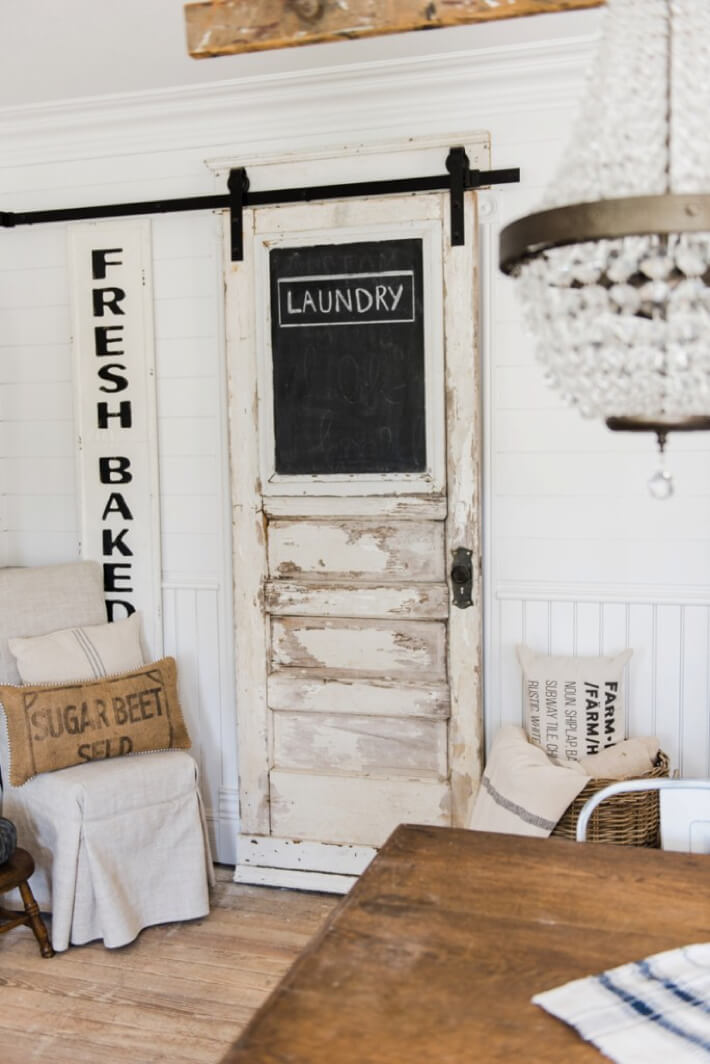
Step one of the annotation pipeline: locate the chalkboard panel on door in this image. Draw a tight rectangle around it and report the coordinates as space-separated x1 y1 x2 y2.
269 238 425 475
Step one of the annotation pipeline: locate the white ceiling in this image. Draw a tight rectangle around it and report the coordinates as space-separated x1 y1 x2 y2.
1 1 602 109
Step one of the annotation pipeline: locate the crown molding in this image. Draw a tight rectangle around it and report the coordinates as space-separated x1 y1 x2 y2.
0 33 598 171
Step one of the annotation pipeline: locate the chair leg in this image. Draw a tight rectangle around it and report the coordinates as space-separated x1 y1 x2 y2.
18 880 54 958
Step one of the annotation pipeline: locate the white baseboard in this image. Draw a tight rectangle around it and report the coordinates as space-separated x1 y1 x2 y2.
234 864 355 894
203 787 239 865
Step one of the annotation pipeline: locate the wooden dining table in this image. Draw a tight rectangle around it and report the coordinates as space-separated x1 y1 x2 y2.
221 824 710 1063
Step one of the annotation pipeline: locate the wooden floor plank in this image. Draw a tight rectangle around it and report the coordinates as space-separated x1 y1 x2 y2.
0 866 338 1064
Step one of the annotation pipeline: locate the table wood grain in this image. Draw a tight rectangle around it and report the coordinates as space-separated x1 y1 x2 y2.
221 826 710 1063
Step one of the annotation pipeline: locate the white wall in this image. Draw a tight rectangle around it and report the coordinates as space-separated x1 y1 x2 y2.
1 9 708 862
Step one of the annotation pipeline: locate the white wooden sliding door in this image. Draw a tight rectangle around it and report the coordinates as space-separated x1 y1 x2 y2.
225 169 483 891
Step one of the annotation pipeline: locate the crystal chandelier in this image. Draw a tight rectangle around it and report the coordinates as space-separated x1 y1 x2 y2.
499 0 710 498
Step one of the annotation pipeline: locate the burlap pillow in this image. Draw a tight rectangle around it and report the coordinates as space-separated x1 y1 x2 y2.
517 645 633 760
0 657 190 786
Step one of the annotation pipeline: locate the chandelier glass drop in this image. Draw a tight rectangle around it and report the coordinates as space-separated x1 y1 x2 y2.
499 0 710 497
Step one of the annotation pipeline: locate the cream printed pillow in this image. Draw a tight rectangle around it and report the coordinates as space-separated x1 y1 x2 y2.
8 613 144 684
517 645 633 760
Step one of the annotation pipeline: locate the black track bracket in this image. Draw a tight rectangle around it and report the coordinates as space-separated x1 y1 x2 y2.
446 147 470 246
227 167 249 263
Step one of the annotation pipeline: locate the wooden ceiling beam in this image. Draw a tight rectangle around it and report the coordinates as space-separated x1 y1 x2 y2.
185 0 604 59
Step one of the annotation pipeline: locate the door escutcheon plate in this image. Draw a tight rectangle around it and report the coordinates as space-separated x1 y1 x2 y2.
450 547 473 609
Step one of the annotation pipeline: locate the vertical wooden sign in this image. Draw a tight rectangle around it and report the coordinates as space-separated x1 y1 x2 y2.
69 221 163 660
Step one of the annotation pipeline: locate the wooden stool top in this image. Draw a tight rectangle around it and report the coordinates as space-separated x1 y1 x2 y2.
0 847 34 892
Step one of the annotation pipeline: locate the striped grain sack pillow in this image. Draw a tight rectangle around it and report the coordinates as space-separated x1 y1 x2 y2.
8 614 143 684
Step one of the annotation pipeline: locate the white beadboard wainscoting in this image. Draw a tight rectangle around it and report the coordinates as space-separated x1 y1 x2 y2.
162 578 238 864
486 584 710 778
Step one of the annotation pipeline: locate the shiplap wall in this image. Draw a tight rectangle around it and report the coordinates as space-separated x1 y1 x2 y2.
1 10 708 863
0 163 239 860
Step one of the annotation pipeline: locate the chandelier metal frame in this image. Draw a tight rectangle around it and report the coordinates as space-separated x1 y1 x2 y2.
500 192 710 437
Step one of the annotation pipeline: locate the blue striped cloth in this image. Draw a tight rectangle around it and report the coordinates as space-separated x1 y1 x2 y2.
533 943 710 1062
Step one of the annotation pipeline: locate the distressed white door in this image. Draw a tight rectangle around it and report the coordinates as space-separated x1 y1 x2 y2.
226 185 482 892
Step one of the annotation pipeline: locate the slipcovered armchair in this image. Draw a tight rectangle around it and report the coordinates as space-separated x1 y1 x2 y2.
0 561 214 951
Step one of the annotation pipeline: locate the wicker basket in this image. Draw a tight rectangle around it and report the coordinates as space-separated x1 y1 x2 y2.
552 750 670 847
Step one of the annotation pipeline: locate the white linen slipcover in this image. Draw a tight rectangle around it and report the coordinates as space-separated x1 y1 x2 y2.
0 561 214 951
1 745 213 951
